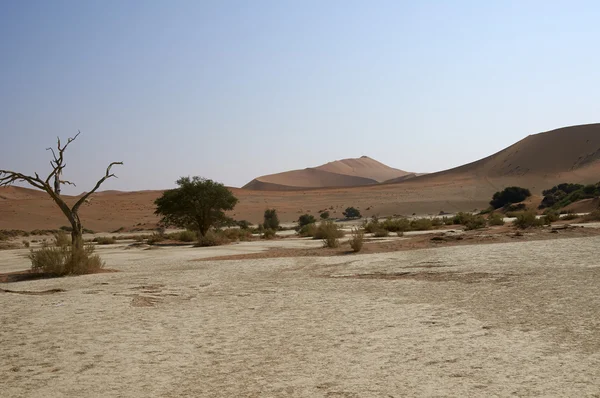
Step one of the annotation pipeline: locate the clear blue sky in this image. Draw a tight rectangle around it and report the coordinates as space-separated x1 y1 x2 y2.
1 1 599 193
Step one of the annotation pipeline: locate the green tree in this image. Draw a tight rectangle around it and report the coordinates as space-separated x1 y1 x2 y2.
298 213 316 227
154 177 238 236
343 207 362 219
263 208 280 230
490 187 531 209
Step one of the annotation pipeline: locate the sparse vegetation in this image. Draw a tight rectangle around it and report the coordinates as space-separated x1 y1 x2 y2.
490 187 531 209
315 221 345 245
298 214 316 227
196 230 228 247
298 223 317 237
263 209 280 230
348 228 364 252
320 211 330 220
262 228 277 240
513 210 544 229
583 209 600 222
373 228 389 237
342 207 361 219
540 182 600 210
28 234 104 275
488 213 505 226
93 236 117 245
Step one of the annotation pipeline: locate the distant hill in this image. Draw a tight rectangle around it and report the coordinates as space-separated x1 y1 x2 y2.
403 123 600 188
243 156 416 190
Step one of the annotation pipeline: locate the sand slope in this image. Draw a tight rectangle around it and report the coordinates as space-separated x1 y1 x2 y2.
243 156 413 190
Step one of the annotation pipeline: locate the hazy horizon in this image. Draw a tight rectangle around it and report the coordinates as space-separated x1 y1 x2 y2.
2 1 600 194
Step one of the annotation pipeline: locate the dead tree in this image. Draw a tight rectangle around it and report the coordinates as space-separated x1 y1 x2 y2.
0 132 123 249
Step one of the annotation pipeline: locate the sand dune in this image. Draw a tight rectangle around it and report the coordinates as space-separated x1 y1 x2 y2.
243 156 413 190
1 124 599 231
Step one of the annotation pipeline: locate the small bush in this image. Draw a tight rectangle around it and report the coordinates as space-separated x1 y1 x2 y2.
196 231 229 247
236 220 252 230
93 236 117 245
298 223 317 237
29 241 104 276
410 218 433 231
381 218 411 232
262 228 277 240
488 213 505 226
464 215 487 231
348 228 364 252
54 231 70 247
314 221 345 240
373 228 389 237
363 219 380 233
431 218 443 227
342 207 361 219
147 233 165 245
298 214 317 227
263 209 280 230
320 211 330 220
22 240 30 248
543 210 560 223
222 228 252 241
513 211 544 229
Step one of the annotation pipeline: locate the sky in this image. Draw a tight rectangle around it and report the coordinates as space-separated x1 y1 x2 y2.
1 1 600 193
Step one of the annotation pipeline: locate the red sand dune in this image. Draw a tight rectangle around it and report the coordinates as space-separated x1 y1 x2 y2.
1 124 599 231
243 156 415 190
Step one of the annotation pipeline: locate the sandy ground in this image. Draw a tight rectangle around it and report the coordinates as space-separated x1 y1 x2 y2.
2 234 600 397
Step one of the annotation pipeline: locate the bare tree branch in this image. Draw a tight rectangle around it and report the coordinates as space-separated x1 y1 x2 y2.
72 161 123 213
0 170 47 191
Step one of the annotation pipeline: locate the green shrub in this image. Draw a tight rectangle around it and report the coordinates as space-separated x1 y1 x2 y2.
314 221 345 240
29 241 104 275
488 213 505 226
431 218 443 227
342 207 361 219
381 218 411 232
542 210 560 223
263 209 280 230
147 233 165 245
363 219 380 233
464 215 487 230
262 228 277 240
490 187 531 209
348 228 364 252
22 240 30 248
222 228 252 241
93 236 117 245
373 228 389 237
236 220 252 230
410 218 433 231
298 214 317 227
298 223 317 237
320 211 330 220
513 211 544 229
196 231 229 247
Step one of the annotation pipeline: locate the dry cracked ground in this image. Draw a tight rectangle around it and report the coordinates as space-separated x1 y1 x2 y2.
2 236 600 397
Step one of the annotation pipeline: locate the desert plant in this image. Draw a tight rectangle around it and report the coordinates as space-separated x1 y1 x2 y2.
154 177 238 237
320 211 330 220
29 238 104 276
53 231 70 247
236 220 252 230
488 213 505 226
93 236 117 245
513 211 544 229
464 215 487 230
262 228 277 240
314 221 345 240
561 211 579 221
348 227 364 252
0 132 122 250
196 230 229 247
342 207 361 219
298 214 317 227
542 210 560 223
22 240 30 248
381 218 411 232
410 218 433 231
298 223 317 237
373 228 389 237
263 209 280 230
147 233 165 245
490 187 531 209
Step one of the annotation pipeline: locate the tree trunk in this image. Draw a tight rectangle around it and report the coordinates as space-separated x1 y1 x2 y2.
71 214 83 250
